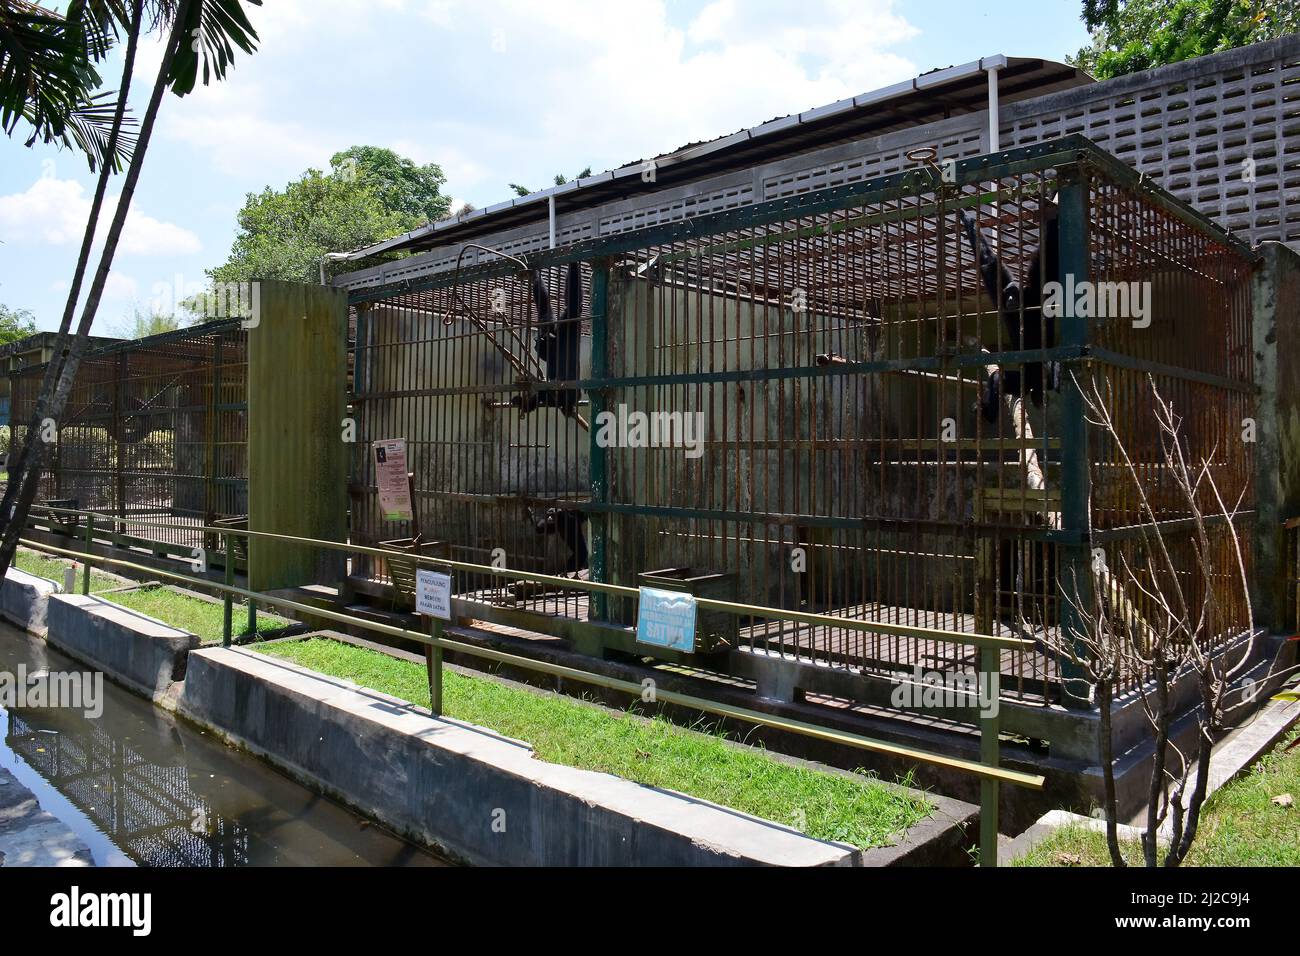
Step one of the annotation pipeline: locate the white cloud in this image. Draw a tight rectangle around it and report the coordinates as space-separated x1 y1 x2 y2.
104 272 140 301
0 176 201 256
143 0 919 206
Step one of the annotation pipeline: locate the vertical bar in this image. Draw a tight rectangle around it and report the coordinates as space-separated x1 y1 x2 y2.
205 333 219 532
81 513 93 595
979 641 1000 867
587 259 610 622
427 617 444 716
1056 172 1094 709
223 532 234 647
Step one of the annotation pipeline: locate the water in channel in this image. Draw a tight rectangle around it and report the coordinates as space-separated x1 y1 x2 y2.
0 623 445 867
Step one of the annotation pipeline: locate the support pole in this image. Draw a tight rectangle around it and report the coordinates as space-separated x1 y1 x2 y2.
587 260 611 623
81 513 93 595
223 532 234 647
979 642 1001 867
1057 174 1095 709
985 62 1001 153
426 617 444 716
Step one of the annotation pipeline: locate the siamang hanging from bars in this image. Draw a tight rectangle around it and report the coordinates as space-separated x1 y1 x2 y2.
511 261 583 418
958 201 1062 423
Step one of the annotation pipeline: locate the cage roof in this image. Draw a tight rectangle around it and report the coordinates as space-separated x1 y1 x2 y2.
344 55 1090 261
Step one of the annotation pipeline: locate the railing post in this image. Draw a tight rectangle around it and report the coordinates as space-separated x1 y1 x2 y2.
81 513 93 595
426 617 444 716
223 533 234 647
979 642 1001 867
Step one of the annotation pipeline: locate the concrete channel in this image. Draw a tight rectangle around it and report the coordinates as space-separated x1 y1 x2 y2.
1 567 971 867
0 622 445 867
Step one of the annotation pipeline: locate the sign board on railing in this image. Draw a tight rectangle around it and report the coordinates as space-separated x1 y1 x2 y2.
415 569 452 620
635 586 697 653
373 438 413 522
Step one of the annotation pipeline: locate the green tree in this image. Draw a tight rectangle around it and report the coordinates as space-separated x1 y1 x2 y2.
0 0 262 577
208 160 422 285
1071 0 1300 79
330 145 451 225
509 166 593 197
114 305 178 338
0 302 36 344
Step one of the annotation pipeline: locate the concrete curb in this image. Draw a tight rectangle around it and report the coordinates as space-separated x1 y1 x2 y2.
178 645 864 867
271 629 980 865
1 568 57 637
45 593 198 703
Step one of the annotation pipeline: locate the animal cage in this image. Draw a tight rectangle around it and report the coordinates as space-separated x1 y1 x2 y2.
348 136 1256 703
9 320 249 555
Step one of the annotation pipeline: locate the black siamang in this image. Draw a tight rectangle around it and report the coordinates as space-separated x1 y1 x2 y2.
958 203 1062 423
530 506 588 574
511 261 583 418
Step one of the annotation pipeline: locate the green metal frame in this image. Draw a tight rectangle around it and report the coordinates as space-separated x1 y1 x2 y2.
1055 176 1095 709
342 132 1259 694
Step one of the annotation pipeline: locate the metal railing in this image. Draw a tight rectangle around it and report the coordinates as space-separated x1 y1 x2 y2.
21 503 1045 866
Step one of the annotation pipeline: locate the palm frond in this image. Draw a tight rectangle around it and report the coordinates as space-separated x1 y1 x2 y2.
167 0 260 96
0 0 136 169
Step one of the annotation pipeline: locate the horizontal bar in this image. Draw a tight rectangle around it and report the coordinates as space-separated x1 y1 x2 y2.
18 535 1044 790
1085 347 1256 395
31 505 1034 651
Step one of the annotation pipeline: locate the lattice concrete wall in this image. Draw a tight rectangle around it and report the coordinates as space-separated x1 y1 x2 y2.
1002 36 1300 249
336 35 1298 294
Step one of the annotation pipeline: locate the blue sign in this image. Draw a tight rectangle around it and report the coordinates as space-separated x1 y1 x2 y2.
636 586 697 653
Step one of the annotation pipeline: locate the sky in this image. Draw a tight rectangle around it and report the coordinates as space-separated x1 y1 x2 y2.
0 0 1092 335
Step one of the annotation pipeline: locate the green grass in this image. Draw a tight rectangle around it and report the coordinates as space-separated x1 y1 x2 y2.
103 585 287 643
14 548 122 594
13 547 286 643
1014 729 1300 866
261 637 933 850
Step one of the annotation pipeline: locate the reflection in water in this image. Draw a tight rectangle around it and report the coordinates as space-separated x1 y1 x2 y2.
0 626 444 867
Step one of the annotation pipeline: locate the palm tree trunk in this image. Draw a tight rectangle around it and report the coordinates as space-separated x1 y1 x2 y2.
0 0 145 575
0 0 192 573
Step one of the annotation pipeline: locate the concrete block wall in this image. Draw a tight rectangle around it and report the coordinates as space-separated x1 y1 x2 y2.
1 568 56 637
178 646 861 867
44 593 198 701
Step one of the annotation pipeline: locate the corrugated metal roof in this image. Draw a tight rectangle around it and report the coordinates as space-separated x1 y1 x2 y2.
342 54 1090 261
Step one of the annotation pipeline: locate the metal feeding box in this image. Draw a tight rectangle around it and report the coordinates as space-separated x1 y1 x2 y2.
39 499 81 535
379 538 450 608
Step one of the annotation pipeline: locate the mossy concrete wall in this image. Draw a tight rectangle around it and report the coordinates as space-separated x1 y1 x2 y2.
248 281 348 592
1252 242 1300 631
358 300 590 574
602 273 999 617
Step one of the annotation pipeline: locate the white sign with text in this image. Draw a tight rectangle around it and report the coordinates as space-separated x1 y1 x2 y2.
415 569 452 620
